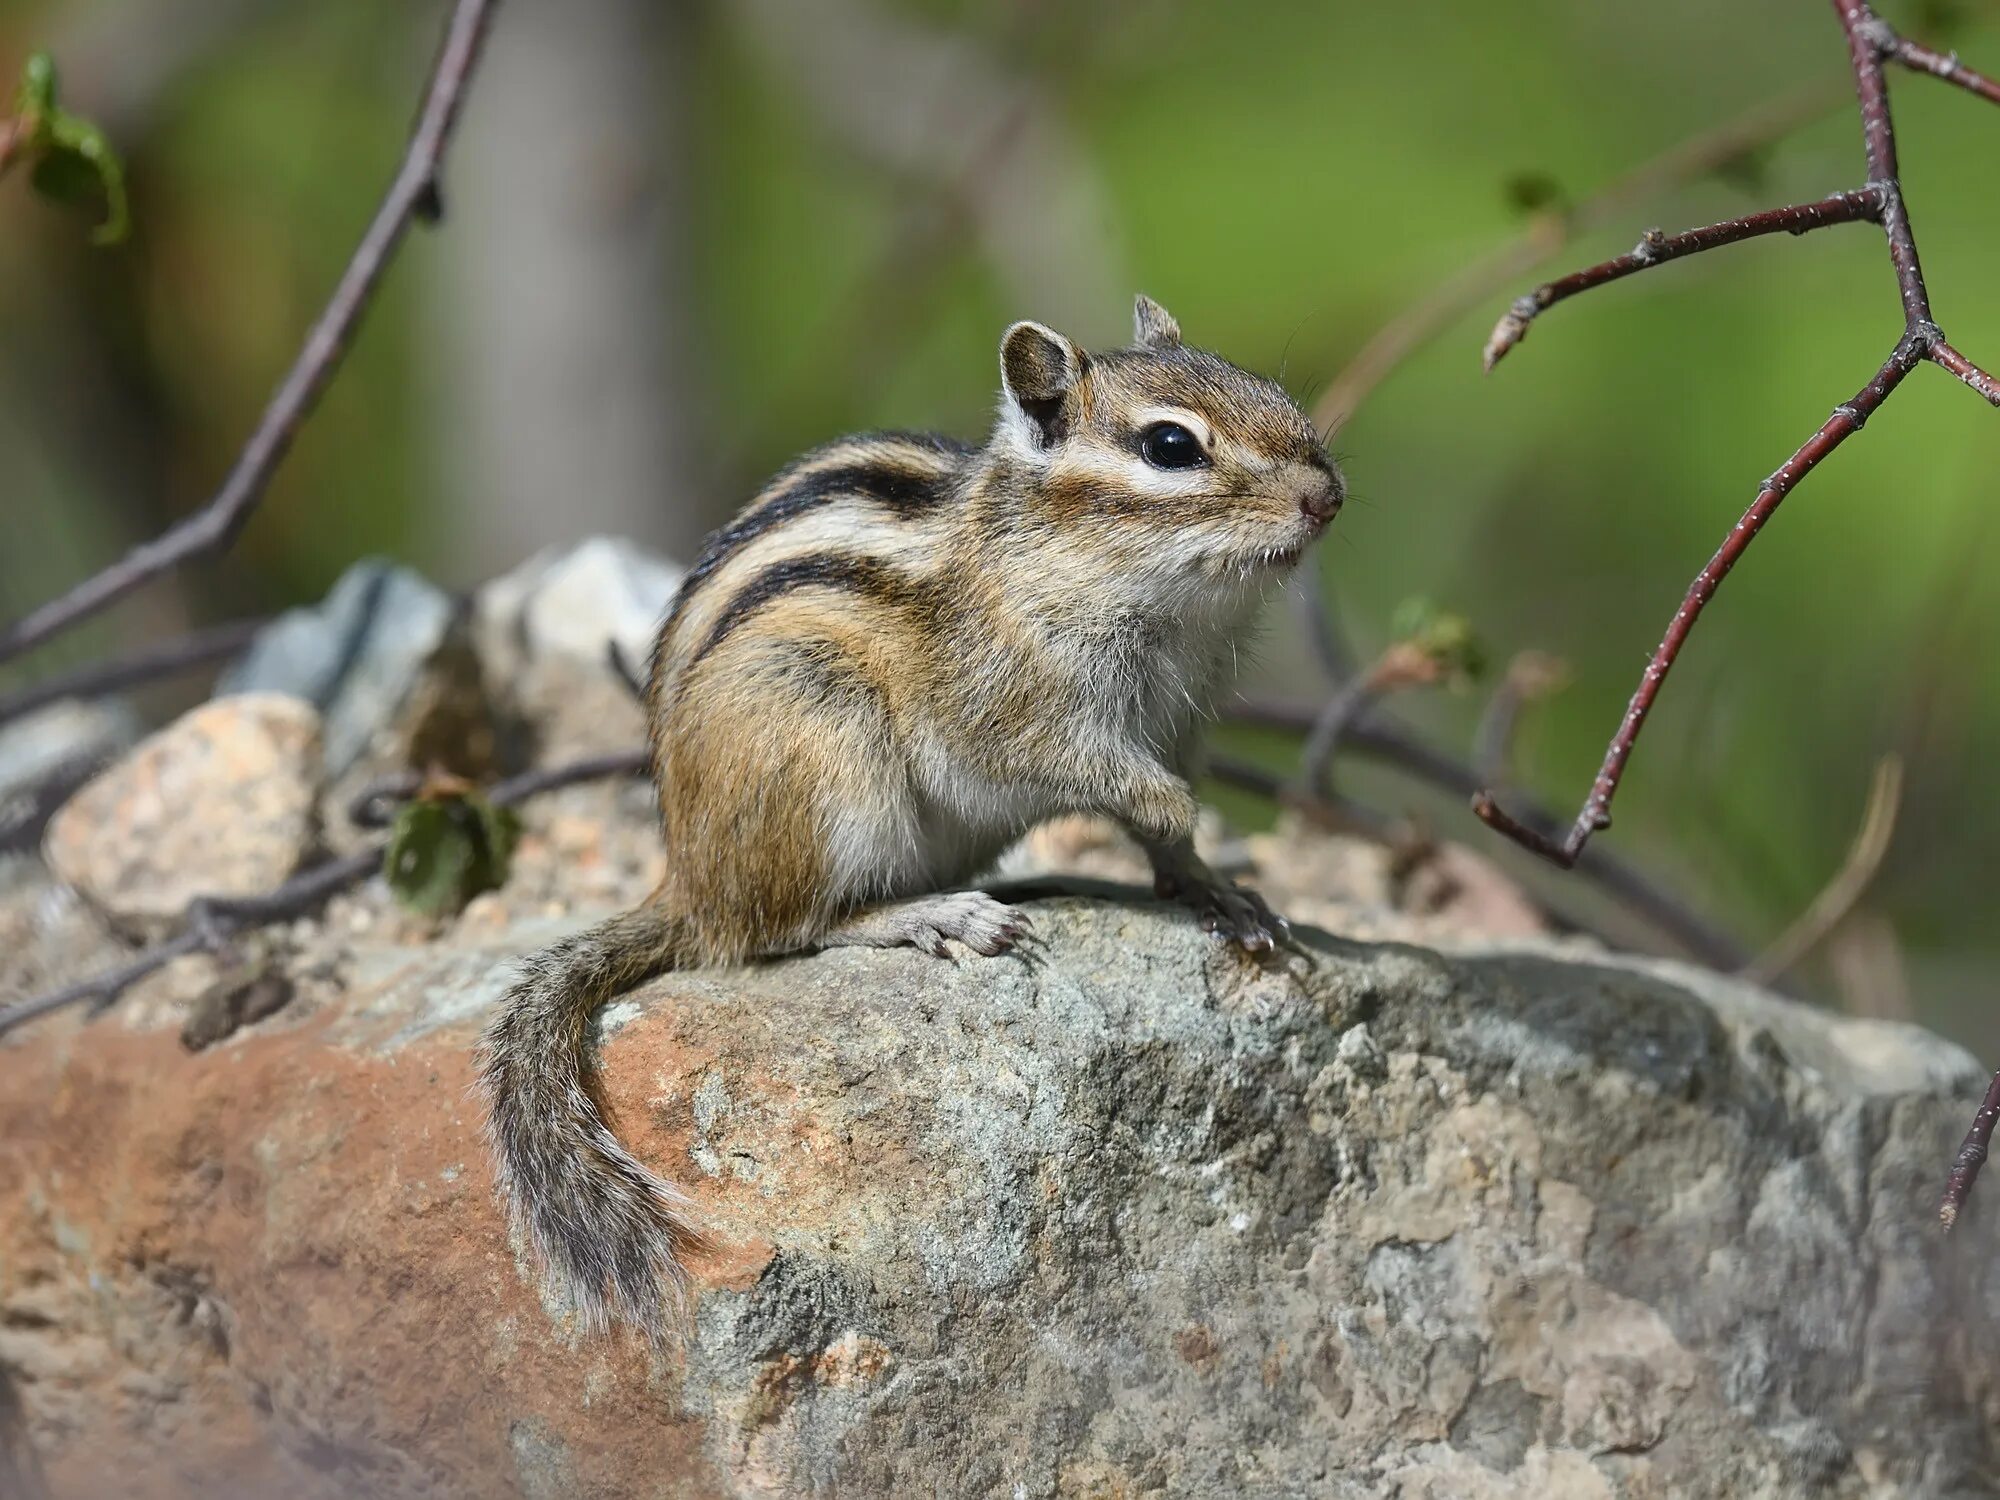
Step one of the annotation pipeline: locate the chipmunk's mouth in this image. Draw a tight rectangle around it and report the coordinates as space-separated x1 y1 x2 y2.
1256 540 1308 568
1249 522 1323 571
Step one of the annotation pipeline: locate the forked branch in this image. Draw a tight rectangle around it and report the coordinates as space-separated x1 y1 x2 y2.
0 0 500 670
1472 0 1999 868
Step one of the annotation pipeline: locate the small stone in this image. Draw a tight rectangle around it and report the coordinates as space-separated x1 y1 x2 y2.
477 536 683 673
43 694 322 935
218 560 456 779
473 538 683 759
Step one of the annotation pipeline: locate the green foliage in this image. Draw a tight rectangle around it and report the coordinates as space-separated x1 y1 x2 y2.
4 51 129 245
1501 171 1567 219
383 789 521 918
1388 597 1487 689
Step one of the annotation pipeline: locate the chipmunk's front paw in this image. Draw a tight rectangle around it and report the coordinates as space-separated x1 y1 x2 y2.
826 892 1031 959
1155 870 1289 955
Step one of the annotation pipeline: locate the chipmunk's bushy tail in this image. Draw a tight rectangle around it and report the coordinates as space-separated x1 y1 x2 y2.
480 905 699 1345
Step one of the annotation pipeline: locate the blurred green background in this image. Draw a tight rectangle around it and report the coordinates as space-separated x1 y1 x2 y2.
2 0 1997 1049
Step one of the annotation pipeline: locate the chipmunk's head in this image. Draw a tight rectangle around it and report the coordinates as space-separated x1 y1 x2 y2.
990 295 1341 594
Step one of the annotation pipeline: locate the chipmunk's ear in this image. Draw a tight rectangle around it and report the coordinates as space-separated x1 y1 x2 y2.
1133 294 1181 350
1000 320 1085 447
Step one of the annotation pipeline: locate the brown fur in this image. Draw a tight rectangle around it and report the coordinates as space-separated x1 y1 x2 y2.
480 297 1344 1346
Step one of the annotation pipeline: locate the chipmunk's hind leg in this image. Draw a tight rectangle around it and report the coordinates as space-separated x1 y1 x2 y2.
822 892 1030 957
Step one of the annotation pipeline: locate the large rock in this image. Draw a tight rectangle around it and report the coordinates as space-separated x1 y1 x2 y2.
1 807 1996 1498
39 694 322 936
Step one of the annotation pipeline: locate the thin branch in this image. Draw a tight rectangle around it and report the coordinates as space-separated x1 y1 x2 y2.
1472 651 1571 789
0 744 646 1039
1941 1071 2000 1231
1295 641 1451 799
1295 674 1388 799
0 930 209 1036
1297 567 1357 684
1884 31 2000 106
0 0 501 670
1742 754 1902 985
1310 79 1845 433
1226 699 1749 971
1475 333 1928 866
488 748 648 806
1482 187 1884 370
0 618 264 728
1931 338 2000 406
1208 753 1388 842
1472 1 1998 869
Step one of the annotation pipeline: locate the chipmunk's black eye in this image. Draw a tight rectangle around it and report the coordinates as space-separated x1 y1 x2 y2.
1139 421 1206 470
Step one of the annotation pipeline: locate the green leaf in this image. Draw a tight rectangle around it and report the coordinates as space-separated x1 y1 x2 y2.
383 791 521 917
17 52 56 117
7 50 130 245
30 143 98 204
1501 170 1566 220
1389 596 1487 687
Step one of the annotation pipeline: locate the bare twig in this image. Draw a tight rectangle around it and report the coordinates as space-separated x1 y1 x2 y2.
0 618 264 729
0 929 210 1037
1742 754 1903 985
1296 568 1357 684
0 0 501 670
1295 641 1452 799
1482 188 1885 370
1883 30 2000 106
1226 699 1749 971
487 749 648 806
1472 2 1999 869
0 744 647 1039
1472 651 1571 789
1941 1071 2000 1231
1298 79 1844 780
1310 79 1844 433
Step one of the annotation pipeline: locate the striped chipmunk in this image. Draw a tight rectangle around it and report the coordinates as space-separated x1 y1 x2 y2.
481 295 1345 1344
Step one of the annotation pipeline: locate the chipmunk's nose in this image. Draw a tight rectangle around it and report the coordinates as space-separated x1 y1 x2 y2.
1299 457 1344 524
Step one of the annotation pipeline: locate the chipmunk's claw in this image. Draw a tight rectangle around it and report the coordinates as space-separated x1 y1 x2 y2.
1157 872 1288 955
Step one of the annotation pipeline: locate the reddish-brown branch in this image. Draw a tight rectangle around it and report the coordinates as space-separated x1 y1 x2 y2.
0 0 500 670
1883 31 2000 107
1931 338 2000 406
1310 79 1845 434
1225 699 1750 972
1472 0 1998 870
1942 1071 2000 1231
1476 334 1927 865
1483 188 1884 370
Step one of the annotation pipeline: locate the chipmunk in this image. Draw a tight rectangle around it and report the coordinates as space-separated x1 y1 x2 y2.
481 296 1344 1344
